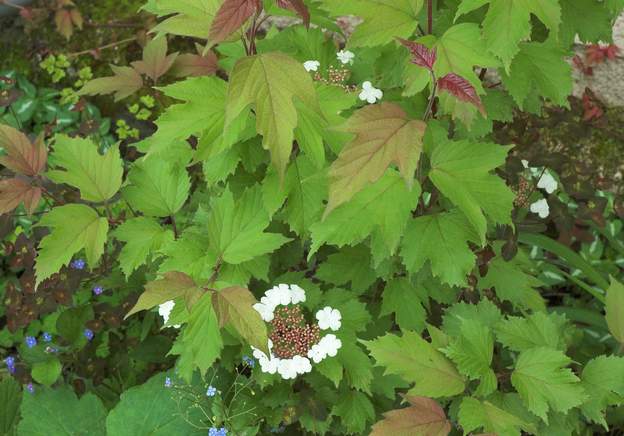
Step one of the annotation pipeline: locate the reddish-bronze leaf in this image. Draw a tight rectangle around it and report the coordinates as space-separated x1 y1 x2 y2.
131 36 178 83
326 102 425 215
209 0 261 44
370 395 451 436
277 0 310 28
55 9 73 40
0 126 47 176
437 73 486 116
0 178 41 215
398 38 436 71
171 45 218 77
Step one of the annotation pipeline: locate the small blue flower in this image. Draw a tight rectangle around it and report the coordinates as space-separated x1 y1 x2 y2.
42 332 52 342
70 259 85 270
92 285 104 296
242 355 255 368
25 383 35 394
208 427 218 436
218 428 227 436
4 356 16 374
164 376 172 388
206 385 217 397
25 336 37 348
83 329 94 341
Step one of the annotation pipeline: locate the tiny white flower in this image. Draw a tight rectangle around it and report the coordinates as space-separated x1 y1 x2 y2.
253 302 275 322
265 284 292 306
158 300 181 328
537 171 558 194
521 159 529 169
277 358 297 379
316 306 342 331
307 344 327 363
290 285 306 304
260 355 279 374
358 81 383 104
303 60 320 72
292 355 312 374
337 49 355 65
530 198 550 218
319 334 342 357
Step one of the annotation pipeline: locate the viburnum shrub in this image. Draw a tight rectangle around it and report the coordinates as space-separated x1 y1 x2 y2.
2 0 624 434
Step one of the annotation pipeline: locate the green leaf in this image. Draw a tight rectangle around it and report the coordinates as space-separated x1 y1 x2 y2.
442 299 502 337
580 355 624 428
560 0 614 46
35 204 108 286
510 347 587 422
211 286 269 353
365 330 466 398
206 186 291 264
146 0 220 39
316 245 377 293
495 312 569 352
458 397 528 436
225 51 321 179
380 278 427 332
428 139 514 242
339 343 374 394
47 135 123 202
400 211 479 286
311 170 420 264
18 386 107 435
321 0 423 47
456 0 561 70
443 319 497 396
126 271 203 319
123 158 190 217
171 293 223 381
113 217 174 278
326 102 425 214
79 65 143 101
332 390 375 434
606 277 624 343
283 155 327 236
31 358 62 387
501 42 573 109
0 377 21 436
106 373 203 435
56 305 94 345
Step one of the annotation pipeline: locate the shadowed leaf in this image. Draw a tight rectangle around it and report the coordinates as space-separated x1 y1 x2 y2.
0 178 41 215
0 126 47 176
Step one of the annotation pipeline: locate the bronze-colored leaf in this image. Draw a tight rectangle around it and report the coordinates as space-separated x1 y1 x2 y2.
370 395 451 436
0 178 41 215
0 126 47 176
209 0 261 44
276 0 310 27
171 48 218 77
79 65 144 101
131 36 178 83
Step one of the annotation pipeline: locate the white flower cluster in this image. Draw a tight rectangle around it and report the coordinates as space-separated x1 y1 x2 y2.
522 160 559 219
251 284 343 380
253 284 306 322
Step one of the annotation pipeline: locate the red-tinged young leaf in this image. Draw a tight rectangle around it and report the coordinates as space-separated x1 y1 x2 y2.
398 38 437 71
212 286 269 353
326 102 425 215
370 395 451 436
277 0 310 27
54 9 73 40
125 271 203 319
0 178 41 215
170 50 218 77
79 65 143 101
70 8 83 29
0 126 47 176
437 73 486 116
131 37 178 83
209 0 261 44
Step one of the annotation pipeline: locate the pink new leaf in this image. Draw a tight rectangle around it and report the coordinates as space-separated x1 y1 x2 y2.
437 73 486 116
209 0 262 44
398 38 436 71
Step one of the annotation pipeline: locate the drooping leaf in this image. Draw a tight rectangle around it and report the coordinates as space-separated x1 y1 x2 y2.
0 178 41 215
106 373 202 435
225 51 321 179
380 278 427 333
371 395 451 436
437 73 486 116
113 217 174 278
79 65 143 101
510 347 587 422
131 36 178 82
605 277 624 343
458 397 529 436
365 330 466 398
401 211 479 286
398 38 437 71
35 204 108 286
456 0 561 70
326 102 425 214
211 286 269 353
123 158 190 217
283 155 327 236
18 386 107 436
427 139 514 242
47 135 123 203
209 0 261 44
332 390 375 434
0 126 47 176
580 355 624 428
126 271 203 319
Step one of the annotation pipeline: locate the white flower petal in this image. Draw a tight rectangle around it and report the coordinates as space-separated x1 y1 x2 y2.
303 60 320 72
337 50 354 64
530 198 550 218
290 285 306 304
537 171 558 194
